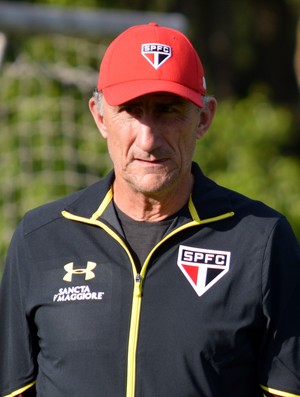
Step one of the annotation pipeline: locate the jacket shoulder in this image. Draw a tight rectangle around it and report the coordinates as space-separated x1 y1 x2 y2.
224 185 287 235
22 176 111 236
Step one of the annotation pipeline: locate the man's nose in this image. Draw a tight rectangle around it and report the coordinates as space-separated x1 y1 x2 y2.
135 117 162 151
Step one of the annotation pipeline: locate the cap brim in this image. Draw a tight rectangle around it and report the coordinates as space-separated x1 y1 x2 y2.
102 80 204 107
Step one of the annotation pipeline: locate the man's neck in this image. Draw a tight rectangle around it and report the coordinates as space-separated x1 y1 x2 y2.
112 174 194 222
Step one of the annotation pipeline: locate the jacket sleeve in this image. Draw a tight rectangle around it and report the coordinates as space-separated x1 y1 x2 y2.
0 221 37 397
18 383 37 396
259 217 300 397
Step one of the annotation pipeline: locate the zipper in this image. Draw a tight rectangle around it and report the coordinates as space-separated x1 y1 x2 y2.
61 209 142 397
126 274 143 397
62 195 235 397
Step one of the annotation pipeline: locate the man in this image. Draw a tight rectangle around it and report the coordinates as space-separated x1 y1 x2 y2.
0 22 299 397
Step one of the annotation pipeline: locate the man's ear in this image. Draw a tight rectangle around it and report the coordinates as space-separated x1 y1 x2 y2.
196 97 218 139
89 97 108 139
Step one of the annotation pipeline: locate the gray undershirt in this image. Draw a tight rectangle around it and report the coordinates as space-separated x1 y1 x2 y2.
114 205 174 271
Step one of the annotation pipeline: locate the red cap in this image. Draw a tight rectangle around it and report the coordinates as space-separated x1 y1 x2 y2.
97 22 206 107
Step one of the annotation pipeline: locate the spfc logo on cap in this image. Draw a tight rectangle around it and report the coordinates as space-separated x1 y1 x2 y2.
177 245 231 296
141 43 172 70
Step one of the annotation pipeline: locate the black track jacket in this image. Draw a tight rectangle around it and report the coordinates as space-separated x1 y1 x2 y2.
1 163 300 397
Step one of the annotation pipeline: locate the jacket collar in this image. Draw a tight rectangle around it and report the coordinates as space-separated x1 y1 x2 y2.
63 163 234 223
190 163 234 221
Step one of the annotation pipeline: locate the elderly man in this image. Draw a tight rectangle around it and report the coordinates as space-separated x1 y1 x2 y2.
1 22 299 397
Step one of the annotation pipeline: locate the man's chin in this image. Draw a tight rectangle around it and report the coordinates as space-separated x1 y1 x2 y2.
127 172 180 196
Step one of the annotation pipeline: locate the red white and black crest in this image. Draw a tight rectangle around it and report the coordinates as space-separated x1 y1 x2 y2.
177 245 231 296
141 43 172 70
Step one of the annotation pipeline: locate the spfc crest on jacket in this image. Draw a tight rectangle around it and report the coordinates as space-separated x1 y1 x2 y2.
177 245 231 296
141 43 172 69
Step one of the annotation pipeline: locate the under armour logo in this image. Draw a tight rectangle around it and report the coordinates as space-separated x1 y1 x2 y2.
141 43 172 70
63 261 97 282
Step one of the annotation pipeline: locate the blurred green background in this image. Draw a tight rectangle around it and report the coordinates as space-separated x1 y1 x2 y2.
1 0 300 275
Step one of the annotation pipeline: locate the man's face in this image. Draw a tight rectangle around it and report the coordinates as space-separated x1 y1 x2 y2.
94 93 204 197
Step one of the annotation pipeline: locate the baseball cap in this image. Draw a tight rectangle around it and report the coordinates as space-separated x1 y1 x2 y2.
97 22 206 107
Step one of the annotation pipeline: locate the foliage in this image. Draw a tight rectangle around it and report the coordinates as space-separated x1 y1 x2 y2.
0 34 112 273
194 91 300 238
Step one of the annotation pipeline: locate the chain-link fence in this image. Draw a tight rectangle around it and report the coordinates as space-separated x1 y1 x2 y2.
0 34 113 272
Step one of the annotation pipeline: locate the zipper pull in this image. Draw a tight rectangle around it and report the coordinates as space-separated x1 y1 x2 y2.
134 274 143 297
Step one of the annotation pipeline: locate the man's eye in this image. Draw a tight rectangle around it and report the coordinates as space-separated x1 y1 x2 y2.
157 103 182 113
158 105 171 113
120 106 141 116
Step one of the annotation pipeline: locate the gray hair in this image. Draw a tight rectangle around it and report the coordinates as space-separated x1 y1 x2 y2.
93 90 104 116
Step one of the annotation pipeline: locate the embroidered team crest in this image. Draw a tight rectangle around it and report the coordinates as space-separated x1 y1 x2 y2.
177 245 231 296
141 43 172 70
